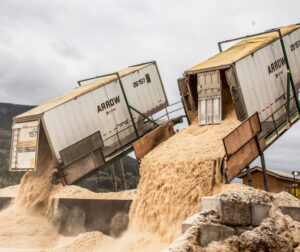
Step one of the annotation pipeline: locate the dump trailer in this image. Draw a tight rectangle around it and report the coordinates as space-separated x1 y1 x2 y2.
179 24 300 184
179 24 300 136
10 61 171 185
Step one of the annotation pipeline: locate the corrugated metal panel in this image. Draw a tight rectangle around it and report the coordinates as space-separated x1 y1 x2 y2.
235 28 300 126
43 80 128 161
235 41 284 122
9 120 40 171
187 24 300 73
284 28 300 84
43 63 168 161
197 71 222 125
14 63 152 121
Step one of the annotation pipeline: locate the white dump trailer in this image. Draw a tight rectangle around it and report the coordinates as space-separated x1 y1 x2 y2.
179 24 300 138
10 61 168 184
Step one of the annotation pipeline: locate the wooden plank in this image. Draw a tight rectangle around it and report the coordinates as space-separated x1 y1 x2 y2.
133 121 174 161
223 112 261 156
226 138 259 181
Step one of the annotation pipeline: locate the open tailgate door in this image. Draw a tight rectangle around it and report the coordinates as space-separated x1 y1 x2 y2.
10 120 40 171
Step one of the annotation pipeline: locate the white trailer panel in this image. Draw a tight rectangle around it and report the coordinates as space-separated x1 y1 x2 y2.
182 24 300 134
235 28 300 124
235 40 287 123
197 71 222 125
10 120 40 171
40 62 167 162
284 28 300 85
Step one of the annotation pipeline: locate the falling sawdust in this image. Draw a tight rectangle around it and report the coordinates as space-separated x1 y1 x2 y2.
0 128 112 251
93 90 246 251
128 98 241 244
0 87 247 251
1 84 297 251
0 129 60 250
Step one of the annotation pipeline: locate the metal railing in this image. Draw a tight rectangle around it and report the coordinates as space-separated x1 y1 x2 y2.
263 96 299 147
101 100 187 158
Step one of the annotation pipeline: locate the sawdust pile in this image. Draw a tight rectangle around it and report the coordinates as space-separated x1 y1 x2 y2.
128 96 241 245
1 84 297 251
0 184 136 200
0 184 19 197
51 185 136 200
0 85 247 251
0 129 117 252
0 131 61 250
203 190 300 252
52 231 113 252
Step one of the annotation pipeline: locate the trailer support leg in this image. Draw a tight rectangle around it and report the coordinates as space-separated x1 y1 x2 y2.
246 165 253 187
110 164 117 192
277 30 300 115
254 135 270 192
116 73 139 138
286 71 291 128
260 153 270 192
119 158 127 190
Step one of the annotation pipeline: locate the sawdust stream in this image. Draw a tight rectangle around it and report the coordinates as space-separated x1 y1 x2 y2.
0 86 250 251
97 86 246 251
0 127 61 250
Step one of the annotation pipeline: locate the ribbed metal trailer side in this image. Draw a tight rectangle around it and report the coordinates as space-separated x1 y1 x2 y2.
10 62 169 184
178 24 300 184
234 28 300 130
180 24 300 139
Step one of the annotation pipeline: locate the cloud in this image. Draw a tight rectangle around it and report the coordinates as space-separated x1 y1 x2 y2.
0 0 299 172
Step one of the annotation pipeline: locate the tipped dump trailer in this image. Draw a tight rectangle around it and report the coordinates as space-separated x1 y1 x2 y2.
179 24 300 184
10 61 169 184
179 24 300 137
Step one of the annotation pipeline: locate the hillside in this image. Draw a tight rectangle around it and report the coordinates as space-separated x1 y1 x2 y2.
0 103 140 191
0 103 35 187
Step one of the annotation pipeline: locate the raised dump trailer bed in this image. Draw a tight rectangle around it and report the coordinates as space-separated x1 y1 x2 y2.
10 61 172 185
179 24 300 184
179 24 300 140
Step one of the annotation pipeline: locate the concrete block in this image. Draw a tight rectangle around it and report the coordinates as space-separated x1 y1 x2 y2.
235 226 254 236
182 213 199 234
221 199 251 226
199 223 235 247
251 203 271 226
280 206 300 222
201 197 221 213
201 197 251 226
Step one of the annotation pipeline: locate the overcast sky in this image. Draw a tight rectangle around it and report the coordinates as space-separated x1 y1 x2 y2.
0 0 299 174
